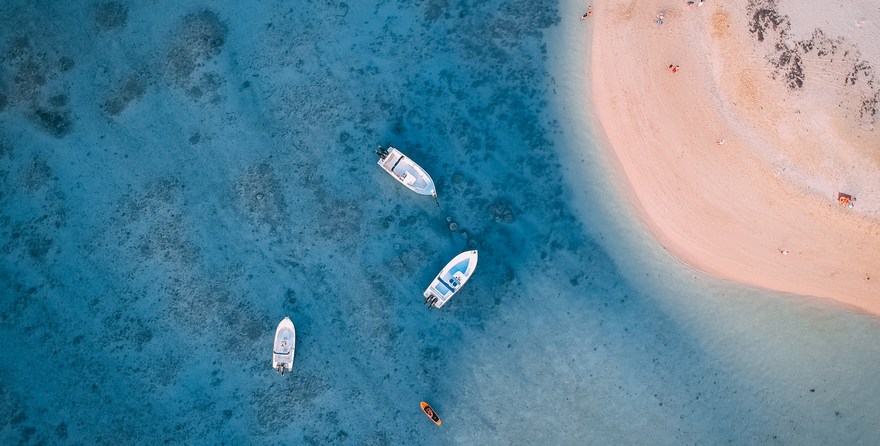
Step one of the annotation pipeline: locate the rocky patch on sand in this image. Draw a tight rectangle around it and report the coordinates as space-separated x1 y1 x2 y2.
747 0 879 125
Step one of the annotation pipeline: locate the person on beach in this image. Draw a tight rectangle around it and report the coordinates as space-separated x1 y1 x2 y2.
656 12 664 25
667 64 679 73
581 6 592 20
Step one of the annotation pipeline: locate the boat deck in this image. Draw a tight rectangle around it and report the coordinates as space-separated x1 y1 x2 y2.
427 258 473 306
379 150 432 192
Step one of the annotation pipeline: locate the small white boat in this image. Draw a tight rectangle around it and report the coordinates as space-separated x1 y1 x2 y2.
375 146 437 199
423 250 478 309
272 316 295 375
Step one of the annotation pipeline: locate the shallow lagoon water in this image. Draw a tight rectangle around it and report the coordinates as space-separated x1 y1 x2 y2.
1 0 879 444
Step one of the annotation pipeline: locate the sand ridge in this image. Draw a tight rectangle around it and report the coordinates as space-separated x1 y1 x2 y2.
588 0 880 314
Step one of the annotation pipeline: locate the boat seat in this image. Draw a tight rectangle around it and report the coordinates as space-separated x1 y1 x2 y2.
440 276 458 290
402 172 417 185
434 280 453 295
275 341 290 354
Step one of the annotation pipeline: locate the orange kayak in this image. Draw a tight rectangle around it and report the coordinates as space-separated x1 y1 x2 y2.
420 401 442 425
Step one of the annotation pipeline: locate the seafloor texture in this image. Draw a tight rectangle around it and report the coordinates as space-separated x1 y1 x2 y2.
1 0 879 444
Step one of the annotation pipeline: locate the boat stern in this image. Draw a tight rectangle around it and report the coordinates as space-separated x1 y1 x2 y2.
423 288 448 309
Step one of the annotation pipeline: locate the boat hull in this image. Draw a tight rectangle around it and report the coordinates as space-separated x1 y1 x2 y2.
423 250 478 308
376 147 437 197
272 316 296 374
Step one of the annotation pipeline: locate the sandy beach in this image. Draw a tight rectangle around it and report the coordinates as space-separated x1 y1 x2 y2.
587 0 880 314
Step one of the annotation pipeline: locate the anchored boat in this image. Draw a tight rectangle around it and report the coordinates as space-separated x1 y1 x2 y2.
423 250 478 309
375 146 437 200
272 316 296 375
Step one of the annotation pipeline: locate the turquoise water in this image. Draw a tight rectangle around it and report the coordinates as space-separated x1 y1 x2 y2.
1 0 879 444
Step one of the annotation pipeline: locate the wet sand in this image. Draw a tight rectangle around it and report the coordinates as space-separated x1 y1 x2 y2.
587 0 880 314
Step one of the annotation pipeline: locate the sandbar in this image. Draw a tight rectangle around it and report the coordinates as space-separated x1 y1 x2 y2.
587 0 880 314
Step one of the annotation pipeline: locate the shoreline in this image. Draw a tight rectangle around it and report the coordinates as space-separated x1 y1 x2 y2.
587 0 880 315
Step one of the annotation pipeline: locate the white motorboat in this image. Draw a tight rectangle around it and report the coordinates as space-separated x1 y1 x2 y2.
375 146 437 199
423 250 478 309
272 316 295 375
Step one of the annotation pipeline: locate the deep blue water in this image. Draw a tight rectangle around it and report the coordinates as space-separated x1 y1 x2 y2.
2 0 879 444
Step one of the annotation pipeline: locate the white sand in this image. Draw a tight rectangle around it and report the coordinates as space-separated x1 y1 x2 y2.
587 0 880 314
